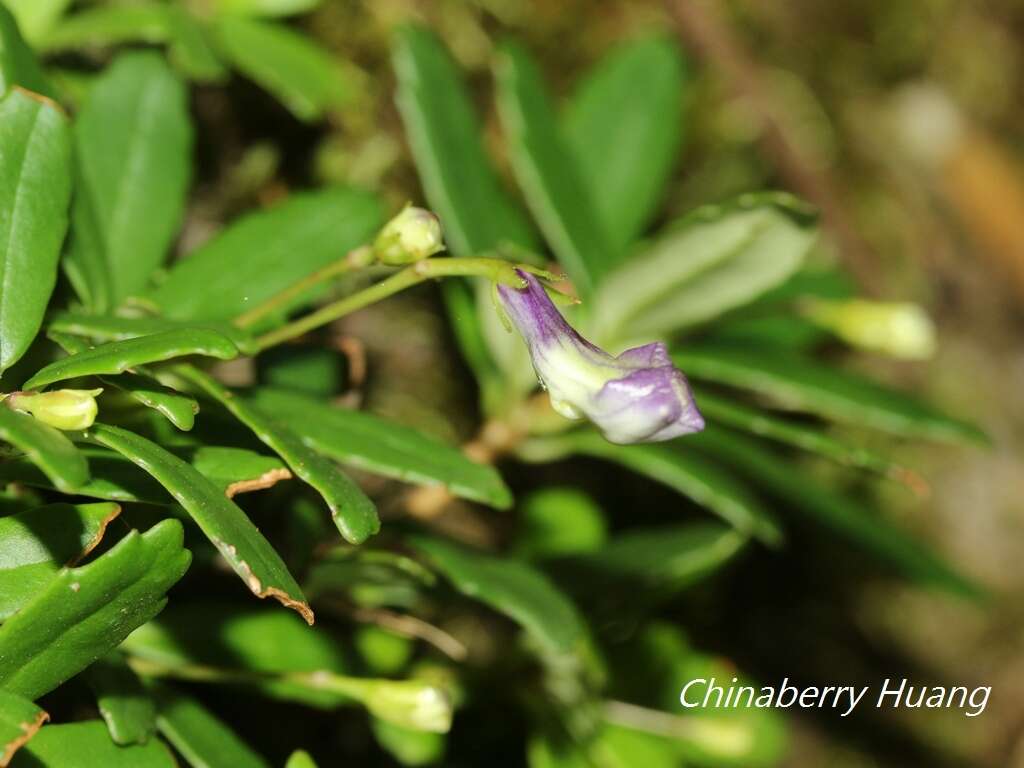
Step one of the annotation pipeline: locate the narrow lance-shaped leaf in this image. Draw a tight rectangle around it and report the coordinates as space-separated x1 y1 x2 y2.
0 688 47 767
0 519 190 700
48 310 259 354
147 187 382 322
0 4 54 96
0 446 290 505
213 16 350 122
250 388 512 509
523 430 781 546
147 682 271 768
176 366 379 545
495 41 615 295
23 328 239 390
0 501 121 620
411 535 585 655
50 331 199 431
10 721 175 768
0 88 71 374
692 425 980 596
86 423 313 623
84 654 156 746
0 406 88 492
674 344 987 445
64 51 192 311
564 36 687 256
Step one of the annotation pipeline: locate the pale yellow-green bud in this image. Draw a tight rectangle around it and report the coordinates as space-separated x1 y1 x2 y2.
804 298 936 360
6 388 102 430
373 205 444 265
362 679 452 733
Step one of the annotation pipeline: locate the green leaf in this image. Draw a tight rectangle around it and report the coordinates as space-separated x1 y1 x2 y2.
84 654 156 746
249 388 512 509
3 0 72 45
64 52 192 311
567 522 745 595
148 187 381 322
123 602 348 708
48 310 258 355
214 0 321 17
532 430 781 545
513 487 607 559
212 16 349 121
50 331 199 431
694 388 903 478
10 721 175 768
87 423 313 622
0 4 54 96
149 682 270 768
392 25 536 257
0 688 47 766
0 501 120 620
411 536 585 654
675 344 986 445
43 4 176 51
592 196 816 341
0 445 289 504
495 41 615 295
0 406 88 492
0 89 71 374
0 519 190 700
23 328 239 390
564 36 686 255
691 426 980 596
178 367 379 545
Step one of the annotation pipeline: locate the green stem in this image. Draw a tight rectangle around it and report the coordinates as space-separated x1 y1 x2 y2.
234 246 373 328
254 257 529 352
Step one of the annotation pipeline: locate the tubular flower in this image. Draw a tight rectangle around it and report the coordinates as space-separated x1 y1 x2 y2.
497 271 704 444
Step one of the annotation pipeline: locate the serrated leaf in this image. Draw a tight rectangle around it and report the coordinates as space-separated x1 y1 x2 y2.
0 519 190 699
50 331 199 431
0 5 54 96
411 536 585 654
9 721 175 768
535 430 781 545
691 426 980 596
0 501 120 620
250 388 512 509
0 688 47 767
63 52 192 311
592 197 816 341
84 654 156 746
213 16 349 121
48 310 258 355
86 423 312 622
0 88 71 374
24 328 239 390
149 682 270 768
124 602 348 709
675 344 986 445
564 36 686 255
495 41 614 295
148 187 382 321
392 25 536 257
177 367 379 545
0 406 88 492
694 388 902 478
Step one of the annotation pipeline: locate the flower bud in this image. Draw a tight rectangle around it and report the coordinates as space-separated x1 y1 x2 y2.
6 389 102 430
373 206 444 265
363 679 453 733
804 298 936 360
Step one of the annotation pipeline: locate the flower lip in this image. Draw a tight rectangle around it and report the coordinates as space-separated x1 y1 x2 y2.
497 270 704 444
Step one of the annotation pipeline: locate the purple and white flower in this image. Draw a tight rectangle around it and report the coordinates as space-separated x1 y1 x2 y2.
497 270 704 444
